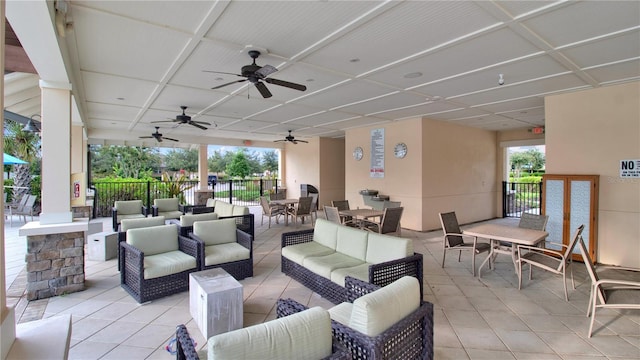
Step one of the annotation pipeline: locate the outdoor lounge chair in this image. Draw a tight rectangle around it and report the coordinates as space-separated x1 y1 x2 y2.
152 198 184 220
361 206 403 236
112 200 147 231
286 196 313 227
323 205 342 224
259 195 284 228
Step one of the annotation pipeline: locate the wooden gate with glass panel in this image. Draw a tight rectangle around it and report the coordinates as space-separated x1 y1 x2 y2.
542 174 599 262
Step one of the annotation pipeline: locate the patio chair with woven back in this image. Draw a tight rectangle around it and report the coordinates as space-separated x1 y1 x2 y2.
361 206 404 236
323 205 342 224
516 224 583 301
259 195 285 228
287 196 313 227
14 194 37 223
439 211 491 276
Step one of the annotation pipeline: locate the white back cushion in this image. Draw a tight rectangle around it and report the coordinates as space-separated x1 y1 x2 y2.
365 233 413 264
126 224 178 256
312 219 338 250
180 212 218 227
208 307 332 359
154 198 179 212
193 218 236 245
349 276 420 336
120 216 165 232
336 225 369 261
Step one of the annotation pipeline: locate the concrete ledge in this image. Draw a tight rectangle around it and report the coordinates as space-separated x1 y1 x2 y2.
7 314 71 360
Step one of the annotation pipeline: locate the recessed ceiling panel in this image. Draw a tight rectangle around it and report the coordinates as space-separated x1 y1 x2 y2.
585 60 640 84
303 1 499 76
249 103 321 123
428 108 490 121
151 85 227 112
366 28 543 88
412 55 569 98
523 1 640 47
338 92 427 116
561 31 640 69
476 97 544 113
71 6 191 81
207 95 279 119
494 1 557 17
449 74 589 106
221 119 275 132
85 102 142 123
284 110 358 127
81 72 158 107
72 1 216 33
204 1 379 58
295 80 395 110
373 101 463 121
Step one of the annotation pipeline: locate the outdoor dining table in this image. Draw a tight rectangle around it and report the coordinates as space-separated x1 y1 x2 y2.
338 208 384 228
463 223 548 278
270 199 299 225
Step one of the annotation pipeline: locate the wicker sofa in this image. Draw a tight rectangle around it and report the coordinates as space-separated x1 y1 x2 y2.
181 199 255 237
176 305 349 360
279 276 434 360
120 224 199 303
281 218 423 304
188 218 253 280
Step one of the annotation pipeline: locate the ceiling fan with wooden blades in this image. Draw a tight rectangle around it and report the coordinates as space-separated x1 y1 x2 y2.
204 50 307 99
139 126 179 142
274 130 308 144
151 106 211 130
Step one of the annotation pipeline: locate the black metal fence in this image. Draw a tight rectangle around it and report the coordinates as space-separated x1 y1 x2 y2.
502 181 542 218
91 178 283 217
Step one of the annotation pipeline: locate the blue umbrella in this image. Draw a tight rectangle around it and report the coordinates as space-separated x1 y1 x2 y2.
4 153 27 165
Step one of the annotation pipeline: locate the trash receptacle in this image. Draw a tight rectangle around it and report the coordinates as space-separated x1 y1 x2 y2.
300 184 318 198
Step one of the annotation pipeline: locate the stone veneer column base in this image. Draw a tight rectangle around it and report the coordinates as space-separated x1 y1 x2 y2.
25 230 85 301
195 190 213 206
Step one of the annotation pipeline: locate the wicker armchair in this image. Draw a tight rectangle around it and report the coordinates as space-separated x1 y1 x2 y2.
189 218 253 280
168 212 219 236
112 200 147 231
120 224 199 303
152 198 185 220
279 276 434 360
117 216 166 270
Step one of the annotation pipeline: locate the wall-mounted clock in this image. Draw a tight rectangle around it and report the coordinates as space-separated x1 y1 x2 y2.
394 143 407 158
353 146 363 161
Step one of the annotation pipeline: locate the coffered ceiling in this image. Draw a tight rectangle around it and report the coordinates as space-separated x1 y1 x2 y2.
6 1 640 148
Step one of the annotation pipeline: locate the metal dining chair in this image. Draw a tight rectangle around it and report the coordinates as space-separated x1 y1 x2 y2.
439 211 491 276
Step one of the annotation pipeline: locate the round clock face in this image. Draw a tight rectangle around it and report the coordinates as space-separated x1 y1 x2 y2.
353 146 364 161
394 143 407 158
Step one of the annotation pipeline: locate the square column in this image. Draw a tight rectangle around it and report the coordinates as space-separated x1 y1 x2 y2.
39 80 73 225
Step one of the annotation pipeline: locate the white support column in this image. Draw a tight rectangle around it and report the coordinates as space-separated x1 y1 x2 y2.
39 80 73 225
198 144 208 190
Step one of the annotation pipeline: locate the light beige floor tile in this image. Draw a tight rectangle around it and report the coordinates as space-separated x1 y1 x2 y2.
436 295 475 310
585 334 640 358
518 314 572 332
58 299 113 317
494 329 555 353
466 348 516 359
148 305 193 326
454 327 508 351
536 332 602 356
434 322 464 348
434 347 471 360
100 344 156 360
446 309 490 328
86 320 147 344
513 352 562 359
68 340 118 359
70 317 113 341
122 324 175 349
120 304 172 324
480 311 529 331
86 301 138 321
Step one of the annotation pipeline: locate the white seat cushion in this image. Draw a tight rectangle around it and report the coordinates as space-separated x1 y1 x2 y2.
143 250 196 279
330 263 370 286
204 243 250 266
281 242 335 265
303 253 364 279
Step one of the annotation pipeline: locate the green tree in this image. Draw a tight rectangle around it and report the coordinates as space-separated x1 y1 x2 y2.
164 148 198 172
226 151 252 178
261 150 279 173
510 149 545 177
90 145 160 179
4 120 40 198
208 150 233 174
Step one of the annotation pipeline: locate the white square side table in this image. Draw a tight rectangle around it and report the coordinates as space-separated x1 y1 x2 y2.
189 268 243 339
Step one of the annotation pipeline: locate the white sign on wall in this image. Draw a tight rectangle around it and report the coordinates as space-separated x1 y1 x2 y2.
370 128 384 178
620 159 640 177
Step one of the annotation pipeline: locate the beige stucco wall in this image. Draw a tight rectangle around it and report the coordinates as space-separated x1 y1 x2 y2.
284 138 320 199
545 81 640 267
345 118 497 231
318 137 345 209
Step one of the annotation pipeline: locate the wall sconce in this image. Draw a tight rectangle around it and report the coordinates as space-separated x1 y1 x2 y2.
23 114 41 133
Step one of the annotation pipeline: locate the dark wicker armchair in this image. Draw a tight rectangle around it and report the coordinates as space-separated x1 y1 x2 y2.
188 218 253 279
112 200 147 231
120 224 200 303
279 276 434 360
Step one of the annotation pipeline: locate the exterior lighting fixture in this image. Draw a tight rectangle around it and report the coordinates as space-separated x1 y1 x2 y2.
23 114 41 133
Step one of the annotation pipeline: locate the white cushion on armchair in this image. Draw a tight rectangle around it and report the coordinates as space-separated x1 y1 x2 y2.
328 276 420 336
208 306 333 359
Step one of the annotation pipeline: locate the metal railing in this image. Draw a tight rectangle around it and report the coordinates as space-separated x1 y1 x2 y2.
502 181 542 218
91 178 283 217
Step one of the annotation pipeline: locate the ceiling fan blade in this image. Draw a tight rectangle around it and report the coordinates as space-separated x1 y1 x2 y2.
151 120 177 124
203 70 243 77
212 79 247 90
264 78 307 91
164 137 179 142
274 139 286 143
192 120 211 125
139 136 153 139
255 82 272 98
255 64 278 78
189 122 208 130
297 139 309 143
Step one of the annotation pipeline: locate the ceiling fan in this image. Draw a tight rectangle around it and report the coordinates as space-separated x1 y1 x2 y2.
139 126 179 142
204 50 307 99
274 130 308 144
152 106 211 130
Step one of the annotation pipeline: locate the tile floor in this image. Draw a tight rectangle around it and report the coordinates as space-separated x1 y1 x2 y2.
4 209 639 360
